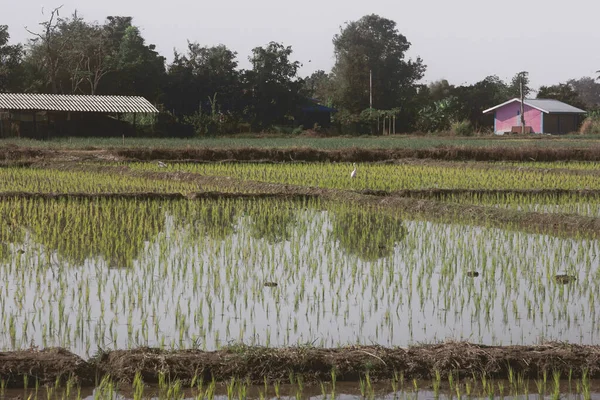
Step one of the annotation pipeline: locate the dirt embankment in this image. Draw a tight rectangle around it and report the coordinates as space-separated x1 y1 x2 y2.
1 343 600 388
4 145 600 163
115 146 600 163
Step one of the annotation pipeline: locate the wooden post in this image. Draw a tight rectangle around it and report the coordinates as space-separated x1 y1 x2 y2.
33 111 37 138
393 115 396 135
520 76 526 135
0 113 4 138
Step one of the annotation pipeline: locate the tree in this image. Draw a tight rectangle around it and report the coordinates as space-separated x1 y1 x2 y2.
88 17 166 101
537 83 586 110
53 12 115 94
567 77 600 109
508 71 531 98
0 25 24 92
450 75 510 128
303 70 334 104
106 25 166 100
24 10 120 95
415 96 460 132
242 42 304 129
165 42 240 117
428 79 454 102
25 6 69 93
331 14 425 114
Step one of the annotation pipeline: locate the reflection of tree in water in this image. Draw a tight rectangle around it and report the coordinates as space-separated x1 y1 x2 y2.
2 198 165 268
0 206 26 261
249 202 298 244
173 200 239 240
331 206 406 261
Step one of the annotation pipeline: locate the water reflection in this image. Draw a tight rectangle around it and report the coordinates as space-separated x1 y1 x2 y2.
249 204 298 244
331 206 406 261
0 198 598 356
0 199 165 268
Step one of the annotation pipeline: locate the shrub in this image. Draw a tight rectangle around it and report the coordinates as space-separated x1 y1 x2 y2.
451 119 474 136
580 112 600 134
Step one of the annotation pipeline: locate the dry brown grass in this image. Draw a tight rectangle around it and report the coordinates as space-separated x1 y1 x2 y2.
2 343 600 387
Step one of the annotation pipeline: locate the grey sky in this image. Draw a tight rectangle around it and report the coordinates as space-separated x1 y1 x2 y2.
5 0 600 92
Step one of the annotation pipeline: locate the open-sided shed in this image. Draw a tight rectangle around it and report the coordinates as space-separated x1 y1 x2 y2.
482 98 586 135
0 93 159 139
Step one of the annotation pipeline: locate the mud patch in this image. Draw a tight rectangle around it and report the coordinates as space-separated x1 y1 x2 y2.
0 347 94 387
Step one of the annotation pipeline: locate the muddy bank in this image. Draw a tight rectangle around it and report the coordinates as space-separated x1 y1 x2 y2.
5 145 600 163
2 343 600 387
359 188 600 200
115 146 600 162
0 347 94 387
0 191 318 201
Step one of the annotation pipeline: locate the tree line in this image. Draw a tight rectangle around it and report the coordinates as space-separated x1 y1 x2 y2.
1 10 599 135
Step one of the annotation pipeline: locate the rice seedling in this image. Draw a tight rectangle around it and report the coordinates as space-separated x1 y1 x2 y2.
128 160 600 191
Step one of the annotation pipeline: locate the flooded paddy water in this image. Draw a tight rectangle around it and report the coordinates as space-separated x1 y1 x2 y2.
0 197 597 356
4 376 600 400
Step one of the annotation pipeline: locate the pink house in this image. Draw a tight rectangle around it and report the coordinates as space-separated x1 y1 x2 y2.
483 98 586 134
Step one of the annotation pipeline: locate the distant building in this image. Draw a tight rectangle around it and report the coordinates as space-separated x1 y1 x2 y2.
295 99 337 129
482 98 586 135
0 93 158 139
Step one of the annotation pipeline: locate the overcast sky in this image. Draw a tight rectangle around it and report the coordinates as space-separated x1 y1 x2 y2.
4 0 600 92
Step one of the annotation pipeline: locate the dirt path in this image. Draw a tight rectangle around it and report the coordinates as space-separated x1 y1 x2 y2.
5 145 600 163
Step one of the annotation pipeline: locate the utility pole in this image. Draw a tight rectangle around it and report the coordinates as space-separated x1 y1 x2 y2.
370 69 374 134
520 74 526 135
369 70 373 110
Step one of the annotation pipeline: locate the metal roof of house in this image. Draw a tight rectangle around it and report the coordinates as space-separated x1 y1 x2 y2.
0 93 159 113
483 98 587 114
300 104 337 113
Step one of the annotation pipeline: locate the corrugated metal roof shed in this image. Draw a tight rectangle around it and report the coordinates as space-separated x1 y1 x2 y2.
524 99 586 114
0 93 159 113
483 98 587 114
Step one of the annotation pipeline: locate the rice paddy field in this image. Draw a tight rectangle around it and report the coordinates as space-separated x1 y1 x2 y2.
3 142 600 399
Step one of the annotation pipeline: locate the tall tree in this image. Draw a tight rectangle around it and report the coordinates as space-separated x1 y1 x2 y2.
0 25 24 92
54 12 114 94
106 25 166 100
242 42 303 129
24 10 118 94
537 83 586 110
303 70 333 104
25 6 69 93
451 75 509 127
428 79 454 102
84 17 166 101
331 14 425 113
567 77 600 109
508 71 531 98
165 42 240 116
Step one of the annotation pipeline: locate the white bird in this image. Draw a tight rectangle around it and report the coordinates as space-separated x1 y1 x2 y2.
350 162 357 178
158 161 167 168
